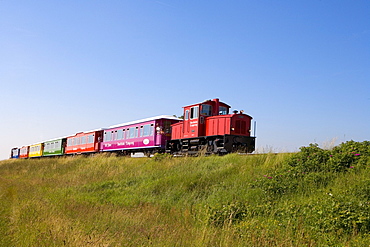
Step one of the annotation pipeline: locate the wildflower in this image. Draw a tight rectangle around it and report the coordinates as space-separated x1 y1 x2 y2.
329 155 333 157
349 166 354 169
354 153 361 156
267 177 272 179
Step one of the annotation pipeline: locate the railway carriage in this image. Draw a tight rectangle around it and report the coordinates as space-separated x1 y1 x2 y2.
43 138 67 157
10 148 20 159
19 146 29 159
29 143 43 158
64 130 103 155
100 115 181 156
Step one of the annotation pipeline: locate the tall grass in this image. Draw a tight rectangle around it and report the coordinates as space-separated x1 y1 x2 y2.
0 142 369 246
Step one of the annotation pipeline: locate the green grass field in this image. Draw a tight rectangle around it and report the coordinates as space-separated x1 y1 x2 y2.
1 141 369 246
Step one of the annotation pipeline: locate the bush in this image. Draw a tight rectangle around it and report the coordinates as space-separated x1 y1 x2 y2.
285 141 370 173
206 201 248 227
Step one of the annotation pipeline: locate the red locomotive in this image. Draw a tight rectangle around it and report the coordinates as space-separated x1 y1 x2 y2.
166 98 255 154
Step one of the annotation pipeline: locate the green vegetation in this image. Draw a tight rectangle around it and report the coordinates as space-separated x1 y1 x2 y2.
1 140 369 246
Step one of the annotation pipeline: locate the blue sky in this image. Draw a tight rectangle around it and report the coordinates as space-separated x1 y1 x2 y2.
1 0 369 160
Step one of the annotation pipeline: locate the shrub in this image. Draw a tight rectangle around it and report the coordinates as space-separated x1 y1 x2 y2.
206 201 248 227
327 140 370 171
285 141 370 173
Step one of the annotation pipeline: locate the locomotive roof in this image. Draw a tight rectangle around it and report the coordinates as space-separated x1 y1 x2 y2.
107 115 182 129
183 99 231 108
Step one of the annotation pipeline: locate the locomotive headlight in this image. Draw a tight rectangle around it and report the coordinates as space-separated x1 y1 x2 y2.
231 128 235 131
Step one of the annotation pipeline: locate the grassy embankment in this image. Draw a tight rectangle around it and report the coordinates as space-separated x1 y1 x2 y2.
0 141 369 246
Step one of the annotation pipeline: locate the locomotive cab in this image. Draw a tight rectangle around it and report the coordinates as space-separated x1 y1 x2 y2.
180 99 231 139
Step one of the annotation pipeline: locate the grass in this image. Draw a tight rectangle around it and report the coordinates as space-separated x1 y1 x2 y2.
0 142 369 246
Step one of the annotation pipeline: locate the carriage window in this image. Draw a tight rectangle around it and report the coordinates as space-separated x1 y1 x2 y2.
135 127 139 138
190 106 199 119
150 124 154 136
129 127 135 139
164 121 171 133
201 104 212 116
75 137 80 145
117 129 124 140
143 124 150 136
140 126 144 137
104 131 112 141
219 106 228 115
81 136 86 144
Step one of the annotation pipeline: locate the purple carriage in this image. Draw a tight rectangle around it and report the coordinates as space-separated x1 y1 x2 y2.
100 115 181 156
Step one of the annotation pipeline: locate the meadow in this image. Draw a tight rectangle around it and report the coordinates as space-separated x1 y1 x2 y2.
0 140 369 246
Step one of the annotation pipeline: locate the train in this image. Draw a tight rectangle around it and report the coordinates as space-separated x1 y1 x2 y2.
10 98 256 158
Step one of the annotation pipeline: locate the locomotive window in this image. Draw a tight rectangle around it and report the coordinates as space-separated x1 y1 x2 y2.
219 106 228 115
185 110 189 120
190 106 199 119
201 104 212 116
